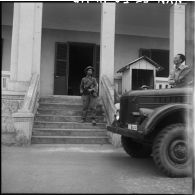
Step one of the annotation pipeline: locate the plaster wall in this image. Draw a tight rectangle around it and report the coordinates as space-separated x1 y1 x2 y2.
40 29 169 97
40 28 100 97
2 26 169 96
114 34 169 74
2 3 170 39
2 25 12 71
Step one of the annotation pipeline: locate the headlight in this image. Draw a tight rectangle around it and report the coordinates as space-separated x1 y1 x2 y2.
115 110 120 120
116 110 120 120
114 103 120 121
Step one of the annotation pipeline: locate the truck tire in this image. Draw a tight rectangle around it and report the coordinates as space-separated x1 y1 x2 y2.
152 123 191 177
121 136 151 158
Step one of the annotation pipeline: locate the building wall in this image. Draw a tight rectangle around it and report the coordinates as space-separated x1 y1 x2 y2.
114 34 169 73
40 28 169 96
40 28 100 96
2 25 12 71
1 26 169 96
2 3 170 38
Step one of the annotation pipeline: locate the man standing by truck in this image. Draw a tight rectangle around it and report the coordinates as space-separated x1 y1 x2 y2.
168 54 193 87
80 66 98 126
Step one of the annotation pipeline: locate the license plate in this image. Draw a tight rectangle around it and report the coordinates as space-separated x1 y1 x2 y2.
128 124 137 131
132 125 137 131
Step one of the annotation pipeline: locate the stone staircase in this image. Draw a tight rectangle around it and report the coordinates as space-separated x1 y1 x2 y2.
31 95 110 144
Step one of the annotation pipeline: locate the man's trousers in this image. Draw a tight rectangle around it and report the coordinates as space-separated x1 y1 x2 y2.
81 95 97 120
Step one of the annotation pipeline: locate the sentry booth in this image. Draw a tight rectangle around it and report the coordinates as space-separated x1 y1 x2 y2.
117 56 163 93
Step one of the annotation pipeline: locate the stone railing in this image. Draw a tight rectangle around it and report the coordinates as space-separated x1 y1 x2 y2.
12 73 40 144
101 74 121 147
114 75 122 95
2 71 11 90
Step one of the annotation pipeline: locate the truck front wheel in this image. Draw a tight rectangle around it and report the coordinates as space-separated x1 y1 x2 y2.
152 123 191 177
121 136 151 158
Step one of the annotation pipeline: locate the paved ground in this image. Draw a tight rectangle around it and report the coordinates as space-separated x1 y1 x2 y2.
1 144 193 194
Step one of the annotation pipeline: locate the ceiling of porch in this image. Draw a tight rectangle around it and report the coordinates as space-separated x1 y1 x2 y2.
2 2 171 38
42 3 170 38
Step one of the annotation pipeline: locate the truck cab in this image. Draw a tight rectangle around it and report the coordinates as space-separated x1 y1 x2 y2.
107 87 193 177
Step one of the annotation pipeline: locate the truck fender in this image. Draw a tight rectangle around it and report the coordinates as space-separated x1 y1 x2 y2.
140 103 192 135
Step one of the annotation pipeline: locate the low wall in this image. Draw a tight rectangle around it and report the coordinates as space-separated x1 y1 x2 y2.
1 92 25 145
101 75 121 147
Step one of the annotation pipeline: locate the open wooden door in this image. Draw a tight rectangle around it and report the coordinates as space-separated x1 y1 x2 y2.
93 45 100 94
54 42 69 95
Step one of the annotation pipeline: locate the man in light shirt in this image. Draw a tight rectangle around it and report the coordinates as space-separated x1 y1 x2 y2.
168 54 193 88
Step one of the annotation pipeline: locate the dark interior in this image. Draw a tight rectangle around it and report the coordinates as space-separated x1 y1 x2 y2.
139 48 169 77
132 69 154 90
68 43 94 95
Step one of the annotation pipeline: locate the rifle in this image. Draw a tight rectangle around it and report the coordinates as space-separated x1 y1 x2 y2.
82 80 97 97
83 86 97 97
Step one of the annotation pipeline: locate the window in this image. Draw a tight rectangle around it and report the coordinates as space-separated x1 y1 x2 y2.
139 49 169 77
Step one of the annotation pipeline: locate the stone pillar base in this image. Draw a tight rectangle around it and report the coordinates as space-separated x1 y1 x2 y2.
107 132 121 147
12 112 34 145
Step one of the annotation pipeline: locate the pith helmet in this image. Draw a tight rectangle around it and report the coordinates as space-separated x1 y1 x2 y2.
84 66 95 73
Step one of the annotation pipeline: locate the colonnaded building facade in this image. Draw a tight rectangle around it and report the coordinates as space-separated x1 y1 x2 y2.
1 2 194 146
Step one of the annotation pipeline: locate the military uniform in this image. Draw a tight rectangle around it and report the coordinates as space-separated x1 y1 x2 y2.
80 66 98 124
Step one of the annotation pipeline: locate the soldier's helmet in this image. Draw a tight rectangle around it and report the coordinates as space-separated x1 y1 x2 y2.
84 66 95 73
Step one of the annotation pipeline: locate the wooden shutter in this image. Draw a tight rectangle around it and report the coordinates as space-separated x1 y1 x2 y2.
54 42 69 95
139 48 151 58
55 43 68 76
94 45 100 82
151 49 169 77
139 48 169 77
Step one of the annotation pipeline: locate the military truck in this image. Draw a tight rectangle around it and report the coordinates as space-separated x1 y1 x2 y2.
107 87 193 177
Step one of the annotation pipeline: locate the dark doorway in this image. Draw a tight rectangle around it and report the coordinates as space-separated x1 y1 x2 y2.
132 69 154 90
68 43 94 95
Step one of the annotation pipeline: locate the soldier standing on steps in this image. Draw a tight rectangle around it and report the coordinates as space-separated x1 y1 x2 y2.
80 66 98 126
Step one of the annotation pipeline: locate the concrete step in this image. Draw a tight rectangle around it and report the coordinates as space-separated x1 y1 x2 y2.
32 96 108 145
37 108 104 116
39 103 82 110
37 108 82 116
34 121 106 129
35 115 105 123
39 95 82 105
31 136 110 144
32 128 108 136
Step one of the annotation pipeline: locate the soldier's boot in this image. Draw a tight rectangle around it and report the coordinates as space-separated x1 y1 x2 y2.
80 110 87 123
92 119 96 126
80 117 86 123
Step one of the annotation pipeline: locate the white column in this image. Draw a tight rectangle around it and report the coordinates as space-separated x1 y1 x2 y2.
185 3 195 67
32 3 43 75
10 3 20 81
100 3 116 85
169 4 185 71
9 3 42 90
